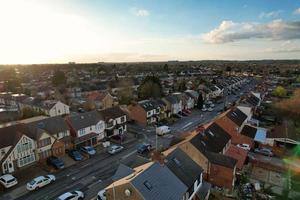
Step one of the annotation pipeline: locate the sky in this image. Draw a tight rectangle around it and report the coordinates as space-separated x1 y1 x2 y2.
0 0 300 64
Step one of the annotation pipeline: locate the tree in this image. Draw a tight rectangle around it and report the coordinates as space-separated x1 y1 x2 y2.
272 86 287 97
21 107 45 119
177 80 187 92
197 93 204 109
296 75 300 83
163 64 169 72
138 76 163 99
274 89 300 126
52 70 66 86
117 79 134 105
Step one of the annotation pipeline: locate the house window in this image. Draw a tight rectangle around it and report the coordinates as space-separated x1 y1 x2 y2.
37 138 51 148
78 129 86 137
120 116 125 123
58 131 68 138
18 154 35 167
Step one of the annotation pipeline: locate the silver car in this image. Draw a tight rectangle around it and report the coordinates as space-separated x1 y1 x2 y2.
107 145 124 155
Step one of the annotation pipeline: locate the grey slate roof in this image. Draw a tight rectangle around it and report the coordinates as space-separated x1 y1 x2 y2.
0 123 30 148
191 123 231 153
98 106 125 122
131 162 187 200
68 110 103 130
26 116 69 136
139 100 159 111
112 164 134 181
165 148 203 188
226 108 248 127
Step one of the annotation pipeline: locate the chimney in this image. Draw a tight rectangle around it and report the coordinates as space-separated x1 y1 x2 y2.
151 150 165 165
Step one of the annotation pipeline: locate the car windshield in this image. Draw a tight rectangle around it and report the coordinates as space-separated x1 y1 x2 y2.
29 180 36 185
6 178 15 183
86 147 93 151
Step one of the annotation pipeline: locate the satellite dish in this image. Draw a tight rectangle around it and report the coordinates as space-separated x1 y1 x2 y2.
124 189 131 196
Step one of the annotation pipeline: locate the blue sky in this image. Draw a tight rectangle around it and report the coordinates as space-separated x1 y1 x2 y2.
0 0 300 63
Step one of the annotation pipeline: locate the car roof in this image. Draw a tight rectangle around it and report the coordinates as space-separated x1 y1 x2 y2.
0 174 15 181
33 176 46 182
58 192 72 199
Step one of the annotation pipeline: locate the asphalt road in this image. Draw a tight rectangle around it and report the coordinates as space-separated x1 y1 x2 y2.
1 79 256 200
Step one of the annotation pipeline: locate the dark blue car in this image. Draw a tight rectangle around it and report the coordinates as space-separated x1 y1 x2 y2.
47 156 64 169
137 143 152 154
68 150 84 161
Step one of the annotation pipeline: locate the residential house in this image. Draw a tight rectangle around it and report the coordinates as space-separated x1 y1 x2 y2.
154 99 168 120
128 100 160 126
179 124 237 190
25 116 71 159
105 162 188 200
185 90 199 108
215 111 254 147
163 95 182 116
173 92 195 110
163 148 210 200
19 98 70 117
99 106 127 138
66 110 105 148
0 124 36 174
86 91 117 110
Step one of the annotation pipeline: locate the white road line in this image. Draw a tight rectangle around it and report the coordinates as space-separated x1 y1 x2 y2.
121 150 137 160
182 122 193 129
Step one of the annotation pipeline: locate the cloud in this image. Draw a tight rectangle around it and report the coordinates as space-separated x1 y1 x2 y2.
294 8 300 15
259 10 282 18
130 8 149 17
202 20 300 43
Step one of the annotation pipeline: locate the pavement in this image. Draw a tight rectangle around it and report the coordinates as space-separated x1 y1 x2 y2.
0 79 257 200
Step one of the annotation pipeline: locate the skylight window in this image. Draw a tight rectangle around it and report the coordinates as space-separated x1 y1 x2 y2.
172 157 182 167
144 181 153 190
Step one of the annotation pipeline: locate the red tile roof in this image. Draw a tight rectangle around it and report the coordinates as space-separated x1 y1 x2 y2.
225 145 248 170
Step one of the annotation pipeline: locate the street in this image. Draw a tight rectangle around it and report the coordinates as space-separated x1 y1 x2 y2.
0 79 256 200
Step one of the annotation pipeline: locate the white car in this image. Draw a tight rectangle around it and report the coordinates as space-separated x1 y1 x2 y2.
97 189 106 200
201 107 207 112
57 191 84 200
0 174 18 188
237 144 251 151
107 145 124 155
207 107 213 112
26 175 55 191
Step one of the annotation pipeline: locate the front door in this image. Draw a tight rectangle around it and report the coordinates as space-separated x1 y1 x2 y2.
5 161 14 173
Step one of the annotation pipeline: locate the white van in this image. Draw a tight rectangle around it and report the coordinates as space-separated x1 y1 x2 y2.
156 126 171 136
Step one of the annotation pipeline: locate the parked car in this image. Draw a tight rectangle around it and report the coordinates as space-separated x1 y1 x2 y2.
97 189 106 200
80 146 96 156
68 150 84 161
26 175 55 191
137 143 152 154
156 125 171 136
207 107 213 112
107 145 124 155
0 174 18 188
237 144 251 151
210 103 215 108
254 148 273 156
179 111 188 116
201 107 207 112
183 109 191 114
57 191 84 200
47 156 65 169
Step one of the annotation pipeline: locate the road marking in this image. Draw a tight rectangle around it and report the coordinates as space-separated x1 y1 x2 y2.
182 122 192 129
121 150 137 160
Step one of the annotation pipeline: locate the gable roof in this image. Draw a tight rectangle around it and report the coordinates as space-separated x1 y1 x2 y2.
139 100 159 111
112 164 134 181
67 110 103 130
226 108 248 127
0 123 32 149
205 151 237 169
26 116 69 136
98 106 125 121
241 125 257 139
224 145 248 170
165 148 203 188
191 123 231 153
131 162 187 200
